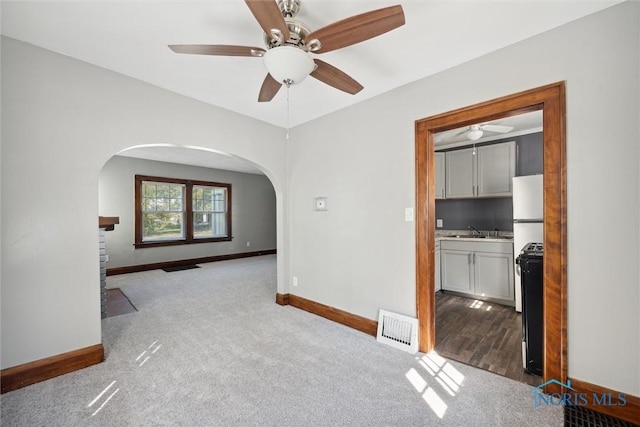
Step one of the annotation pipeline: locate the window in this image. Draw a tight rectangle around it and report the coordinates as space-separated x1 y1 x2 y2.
135 175 231 248
140 181 185 241
192 185 228 239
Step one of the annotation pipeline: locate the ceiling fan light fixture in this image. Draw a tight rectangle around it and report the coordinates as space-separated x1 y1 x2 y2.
263 46 315 86
466 127 483 141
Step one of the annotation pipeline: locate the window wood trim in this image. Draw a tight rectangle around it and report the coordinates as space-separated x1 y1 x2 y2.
134 174 232 248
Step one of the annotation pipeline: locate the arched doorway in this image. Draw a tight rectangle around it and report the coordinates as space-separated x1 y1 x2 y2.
415 82 567 394
98 144 280 322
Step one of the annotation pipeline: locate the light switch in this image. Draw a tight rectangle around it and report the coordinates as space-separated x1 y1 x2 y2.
314 197 327 211
437 219 443 228
405 207 414 222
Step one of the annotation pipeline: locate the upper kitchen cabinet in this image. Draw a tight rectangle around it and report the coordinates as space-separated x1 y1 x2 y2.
476 141 516 197
445 147 475 198
445 141 516 198
435 152 446 199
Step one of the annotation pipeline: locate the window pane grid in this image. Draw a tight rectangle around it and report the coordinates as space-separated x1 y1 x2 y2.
141 182 184 213
193 186 226 212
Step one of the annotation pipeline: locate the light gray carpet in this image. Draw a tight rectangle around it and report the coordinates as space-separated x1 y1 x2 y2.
1 255 562 426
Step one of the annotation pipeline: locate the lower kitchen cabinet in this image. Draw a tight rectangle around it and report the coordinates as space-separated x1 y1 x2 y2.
441 249 473 293
441 240 514 305
435 240 442 292
474 251 514 301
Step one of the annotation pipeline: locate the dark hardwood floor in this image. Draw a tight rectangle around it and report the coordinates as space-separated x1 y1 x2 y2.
435 292 542 387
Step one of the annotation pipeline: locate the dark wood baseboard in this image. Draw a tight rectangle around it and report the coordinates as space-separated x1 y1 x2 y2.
107 249 277 276
568 377 640 425
287 294 378 336
1 344 104 394
275 293 289 306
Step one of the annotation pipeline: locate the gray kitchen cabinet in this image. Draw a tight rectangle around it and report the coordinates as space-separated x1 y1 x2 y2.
441 248 474 293
441 240 514 305
444 141 516 198
476 141 516 197
435 152 446 199
435 239 442 291
445 147 475 198
474 251 514 301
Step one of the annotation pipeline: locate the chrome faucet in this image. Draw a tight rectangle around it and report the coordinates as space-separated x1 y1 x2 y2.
468 225 482 237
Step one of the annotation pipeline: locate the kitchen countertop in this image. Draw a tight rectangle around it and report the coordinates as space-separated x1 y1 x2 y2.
436 230 513 243
437 236 513 243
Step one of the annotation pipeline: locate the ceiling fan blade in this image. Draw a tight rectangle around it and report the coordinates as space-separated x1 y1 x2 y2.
169 45 266 57
258 73 282 102
482 124 514 133
305 5 405 54
245 0 290 42
310 60 363 95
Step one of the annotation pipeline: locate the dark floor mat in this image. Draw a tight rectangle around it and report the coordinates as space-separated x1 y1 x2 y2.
106 288 137 318
162 264 200 272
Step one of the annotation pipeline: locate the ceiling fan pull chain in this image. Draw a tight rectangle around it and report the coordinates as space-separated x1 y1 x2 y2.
286 83 291 140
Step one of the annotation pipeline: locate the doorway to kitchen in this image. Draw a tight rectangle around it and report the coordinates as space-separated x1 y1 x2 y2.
432 111 543 386
414 82 567 393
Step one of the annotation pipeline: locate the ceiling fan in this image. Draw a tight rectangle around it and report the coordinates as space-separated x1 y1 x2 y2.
169 0 405 102
439 124 515 142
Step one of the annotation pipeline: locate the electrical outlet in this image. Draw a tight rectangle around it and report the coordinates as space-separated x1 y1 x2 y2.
292 276 298 287
246 241 251 247
437 219 443 228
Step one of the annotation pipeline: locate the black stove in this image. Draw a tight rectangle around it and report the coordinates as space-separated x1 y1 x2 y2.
516 241 544 376
519 242 543 258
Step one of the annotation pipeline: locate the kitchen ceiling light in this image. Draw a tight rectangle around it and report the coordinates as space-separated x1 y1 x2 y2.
466 126 483 141
263 46 315 86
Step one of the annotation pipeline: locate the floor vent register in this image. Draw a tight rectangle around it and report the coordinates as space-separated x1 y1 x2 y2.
376 309 418 354
564 404 638 427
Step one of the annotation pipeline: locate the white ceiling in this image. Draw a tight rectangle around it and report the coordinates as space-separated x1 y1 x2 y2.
1 1 620 174
434 110 543 149
2 0 622 131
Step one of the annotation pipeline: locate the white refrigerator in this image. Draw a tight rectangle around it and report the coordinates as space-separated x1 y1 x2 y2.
512 174 543 312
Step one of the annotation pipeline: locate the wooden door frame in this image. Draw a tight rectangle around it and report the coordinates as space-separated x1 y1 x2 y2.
415 82 567 393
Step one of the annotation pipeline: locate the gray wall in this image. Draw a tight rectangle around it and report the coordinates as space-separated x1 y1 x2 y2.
436 198 514 231
290 3 639 395
1 36 287 370
99 156 277 269
435 132 542 231
516 132 544 176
